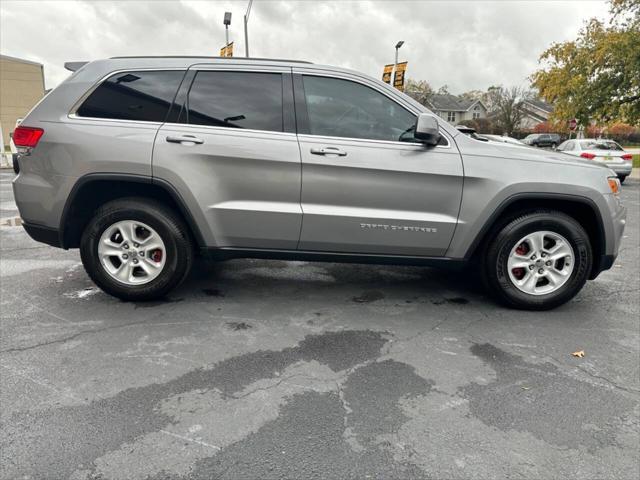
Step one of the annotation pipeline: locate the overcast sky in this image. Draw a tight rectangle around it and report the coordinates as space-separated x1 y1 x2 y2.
1 0 609 92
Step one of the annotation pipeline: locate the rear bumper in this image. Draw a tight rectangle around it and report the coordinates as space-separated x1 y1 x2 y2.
22 222 62 248
605 163 633 176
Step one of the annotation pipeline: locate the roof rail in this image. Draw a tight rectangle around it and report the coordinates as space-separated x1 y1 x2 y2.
108 55 312 64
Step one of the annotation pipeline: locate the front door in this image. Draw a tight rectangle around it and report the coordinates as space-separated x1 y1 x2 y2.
153 66 302 249
294 73 463 257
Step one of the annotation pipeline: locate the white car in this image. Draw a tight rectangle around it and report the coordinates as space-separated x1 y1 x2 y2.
482 134 527 146
557 138 633 183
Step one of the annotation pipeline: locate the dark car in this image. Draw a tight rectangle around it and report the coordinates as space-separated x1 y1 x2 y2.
522 133 561 148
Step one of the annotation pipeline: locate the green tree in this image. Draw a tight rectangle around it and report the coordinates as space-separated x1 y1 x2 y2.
531 0 640 125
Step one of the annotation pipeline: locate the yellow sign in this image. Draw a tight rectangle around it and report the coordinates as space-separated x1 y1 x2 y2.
393 61 408 91
382 64 394 84
219 42 234 57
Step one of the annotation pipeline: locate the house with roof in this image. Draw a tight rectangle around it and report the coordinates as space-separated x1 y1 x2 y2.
518 98 553 130
425 93 488 125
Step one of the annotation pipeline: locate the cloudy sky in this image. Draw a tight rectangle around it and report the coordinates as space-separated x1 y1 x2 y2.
1 0 608 92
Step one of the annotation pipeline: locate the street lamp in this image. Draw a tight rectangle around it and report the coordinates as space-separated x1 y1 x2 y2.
394 40 404 68
223 11 232 51
244 0 254 57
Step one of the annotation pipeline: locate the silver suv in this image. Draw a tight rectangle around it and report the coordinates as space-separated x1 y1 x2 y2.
12 57 626 310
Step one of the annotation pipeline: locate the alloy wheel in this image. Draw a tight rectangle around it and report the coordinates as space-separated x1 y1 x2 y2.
506 230 575 296
97 220 166 285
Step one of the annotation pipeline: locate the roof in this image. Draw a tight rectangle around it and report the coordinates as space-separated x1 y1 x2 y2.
426 93 484 112
0 54 43 67
522 98 553 113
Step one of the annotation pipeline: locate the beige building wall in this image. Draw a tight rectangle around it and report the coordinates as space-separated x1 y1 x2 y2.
0 55 45 147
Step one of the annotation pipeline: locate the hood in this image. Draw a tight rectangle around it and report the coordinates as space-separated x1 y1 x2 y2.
454 133 610 171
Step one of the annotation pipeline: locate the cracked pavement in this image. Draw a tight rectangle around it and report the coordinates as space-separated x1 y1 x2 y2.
1 171 639 479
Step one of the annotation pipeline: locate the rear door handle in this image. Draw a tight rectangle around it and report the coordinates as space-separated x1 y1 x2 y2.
310 147 347 157
166 135 204 145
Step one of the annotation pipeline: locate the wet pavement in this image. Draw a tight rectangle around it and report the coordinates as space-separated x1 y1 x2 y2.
1 170 639 479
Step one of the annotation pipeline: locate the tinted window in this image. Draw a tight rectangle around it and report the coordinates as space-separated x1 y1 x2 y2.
77 71 184 122
186 71 283 132
302 76 417 142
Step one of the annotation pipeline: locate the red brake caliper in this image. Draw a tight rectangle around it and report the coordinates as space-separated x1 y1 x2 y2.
151 249 163 262
512 242 528 280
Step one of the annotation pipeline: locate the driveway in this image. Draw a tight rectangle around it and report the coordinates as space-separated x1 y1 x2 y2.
1 170 638 479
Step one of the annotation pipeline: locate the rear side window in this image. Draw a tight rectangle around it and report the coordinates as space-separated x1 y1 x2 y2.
185 71 284 132
77 70 184 122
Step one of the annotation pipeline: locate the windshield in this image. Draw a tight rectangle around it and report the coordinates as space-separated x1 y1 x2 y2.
580 140 622 151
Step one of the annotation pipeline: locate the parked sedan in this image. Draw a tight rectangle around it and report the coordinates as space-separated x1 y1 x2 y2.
557 138 633 183
482 134 526 146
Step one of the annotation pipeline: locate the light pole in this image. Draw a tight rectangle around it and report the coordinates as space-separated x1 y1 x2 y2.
244 0 254 57
223 12 232 53
394 40 404 71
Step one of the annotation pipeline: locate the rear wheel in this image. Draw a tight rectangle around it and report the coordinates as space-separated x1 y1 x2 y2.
80 198 193 301
482 210 592 310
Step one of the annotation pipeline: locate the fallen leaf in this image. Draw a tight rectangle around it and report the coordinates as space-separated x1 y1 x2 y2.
571 350 585 358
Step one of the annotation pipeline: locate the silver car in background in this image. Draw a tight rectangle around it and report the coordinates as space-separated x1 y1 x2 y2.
557 138 634 183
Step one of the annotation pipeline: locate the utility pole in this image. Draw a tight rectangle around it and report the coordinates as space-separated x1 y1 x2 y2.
244 0 254 57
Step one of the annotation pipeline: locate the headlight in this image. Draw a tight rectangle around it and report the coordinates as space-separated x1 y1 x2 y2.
608 176 621 195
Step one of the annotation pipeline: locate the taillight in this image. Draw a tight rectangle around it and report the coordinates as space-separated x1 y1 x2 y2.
580 152 596 159
621 154 633 161
13 126 44 148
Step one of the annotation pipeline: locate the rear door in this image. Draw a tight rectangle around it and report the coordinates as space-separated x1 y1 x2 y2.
152 64 302 249
293 70 463 257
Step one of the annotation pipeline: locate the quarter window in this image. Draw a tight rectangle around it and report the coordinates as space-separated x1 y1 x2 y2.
302 76 417 142
185 71 284 132
77 70 185 122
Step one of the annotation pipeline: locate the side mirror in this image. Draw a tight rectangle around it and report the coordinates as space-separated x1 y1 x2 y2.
414 114 441 146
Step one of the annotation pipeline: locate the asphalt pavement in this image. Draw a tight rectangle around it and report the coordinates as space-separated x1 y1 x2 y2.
1 170 639 479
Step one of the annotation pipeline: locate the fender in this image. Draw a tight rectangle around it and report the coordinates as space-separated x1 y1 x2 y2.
462 192 607 277
59 173 206 248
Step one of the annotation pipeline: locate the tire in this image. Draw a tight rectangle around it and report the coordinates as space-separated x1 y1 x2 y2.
619 175 626 184
482 210 592 310
80 197 194 301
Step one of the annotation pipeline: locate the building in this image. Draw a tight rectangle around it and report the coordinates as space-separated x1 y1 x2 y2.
518 98 553 130
0 54 46 148
425 93 488 125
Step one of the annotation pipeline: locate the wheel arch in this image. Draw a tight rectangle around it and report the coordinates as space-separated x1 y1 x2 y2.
59 174 205 249
464 193 606 279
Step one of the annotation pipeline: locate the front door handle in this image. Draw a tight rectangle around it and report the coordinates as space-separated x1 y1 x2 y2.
310 147 347 157
166 135 204 145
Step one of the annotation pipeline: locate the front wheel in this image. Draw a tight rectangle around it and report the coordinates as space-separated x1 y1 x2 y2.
482 210 592 310
80 198 193 301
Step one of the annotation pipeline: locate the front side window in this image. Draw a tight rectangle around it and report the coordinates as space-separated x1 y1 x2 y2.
77 70 184 122
302 76 417 142
185 71 284 132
